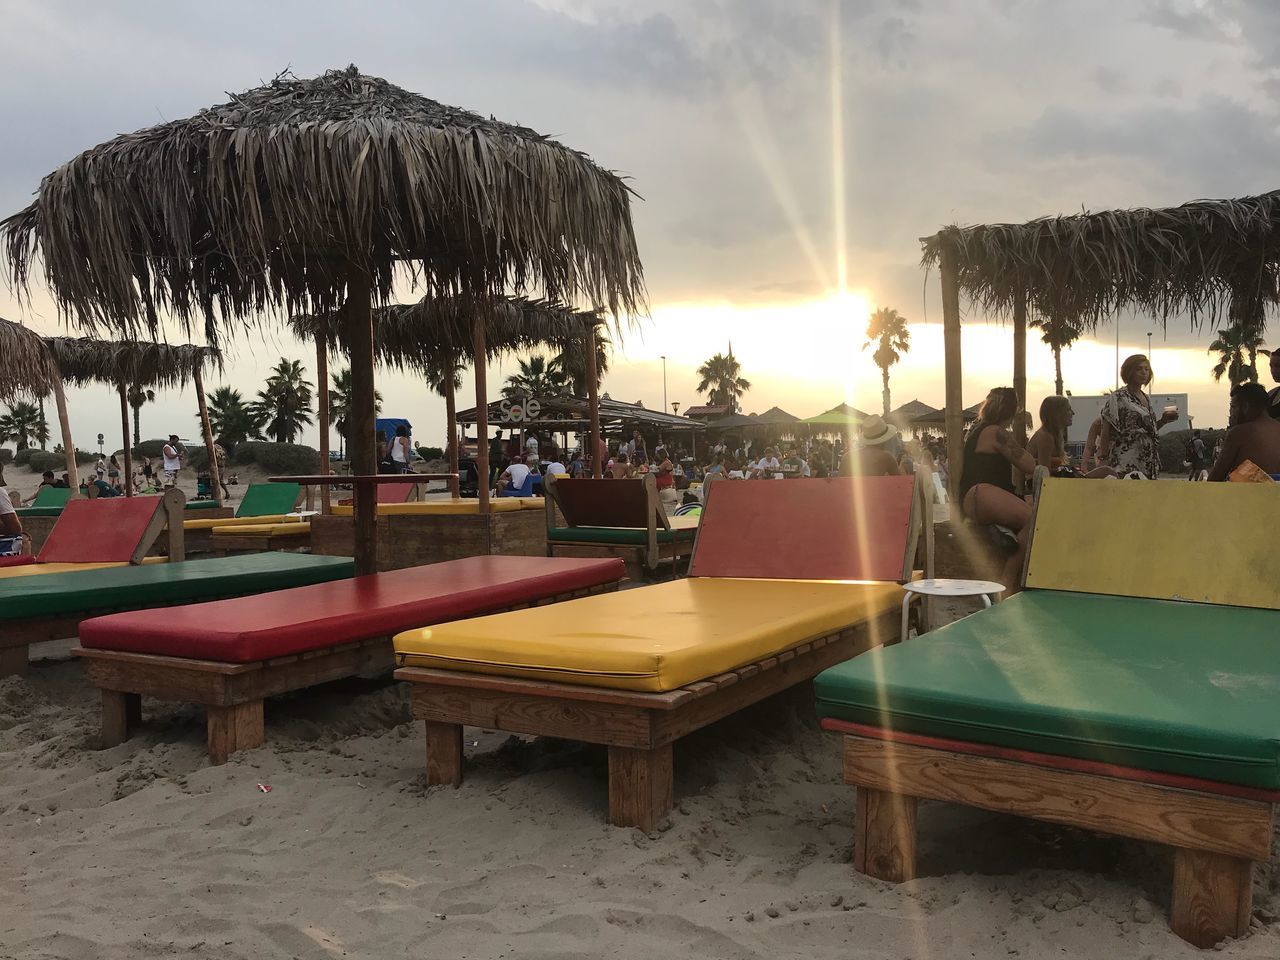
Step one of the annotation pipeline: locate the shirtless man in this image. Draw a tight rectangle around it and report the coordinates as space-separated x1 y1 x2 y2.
1207 382 1280 481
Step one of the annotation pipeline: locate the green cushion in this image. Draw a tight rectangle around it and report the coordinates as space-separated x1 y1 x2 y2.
0 554 354 624
14 506 64 517
185 500 222 511
235 483 301 518
547 526 695 546
815 590 1280 790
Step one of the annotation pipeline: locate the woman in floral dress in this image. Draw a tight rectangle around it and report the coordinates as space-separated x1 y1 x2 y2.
1098 354 1177 477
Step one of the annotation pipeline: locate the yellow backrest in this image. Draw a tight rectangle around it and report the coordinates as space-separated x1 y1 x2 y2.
1025 477 1280 609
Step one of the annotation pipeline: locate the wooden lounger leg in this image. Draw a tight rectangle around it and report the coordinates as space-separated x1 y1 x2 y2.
854 786 918 882
206 700 265 765
101 690 142 748
1170 847 1253 948
424 721 463 787
0 643 28 678
608 744 673 831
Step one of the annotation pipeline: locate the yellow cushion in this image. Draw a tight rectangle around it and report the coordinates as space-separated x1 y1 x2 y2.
211 522 311 538
329 499 537 516
393 577 903 692
0 557 168 579
667 514 700 530
184 514 295 531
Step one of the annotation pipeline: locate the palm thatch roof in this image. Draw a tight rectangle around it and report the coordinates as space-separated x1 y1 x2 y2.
2 66 646 340
0 317 56 398
920 191 1280 328
289 296 603 372
457 395 698 431
43 338 221 389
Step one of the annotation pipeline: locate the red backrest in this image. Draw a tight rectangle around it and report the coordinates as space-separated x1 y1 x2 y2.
378 481 418 504
551 478 652 528
37 497 165 564
688 476 917 581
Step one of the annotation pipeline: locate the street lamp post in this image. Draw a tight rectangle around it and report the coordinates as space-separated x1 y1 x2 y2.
660 355 667 413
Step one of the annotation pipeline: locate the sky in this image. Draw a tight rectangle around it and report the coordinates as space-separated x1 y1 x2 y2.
3 0 1279 449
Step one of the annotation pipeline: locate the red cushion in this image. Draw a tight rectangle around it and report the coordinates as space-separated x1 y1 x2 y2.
0 555 35 568
38 497 163 563
690 476 915 581
79 556 624 663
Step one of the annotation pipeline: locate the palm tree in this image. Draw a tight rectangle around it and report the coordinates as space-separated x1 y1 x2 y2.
328 367 383 458
0 400 50 451
127 385 156 448
1209 321 1264 385
1029 313 1084 397
203 386 265 448
863 307 910 416
425 356 465 467
502 355 569 400
550 328 611 396
696 350 751 413
252 358 315 443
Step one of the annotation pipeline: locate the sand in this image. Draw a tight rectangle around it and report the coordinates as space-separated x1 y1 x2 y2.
1 615 1278 960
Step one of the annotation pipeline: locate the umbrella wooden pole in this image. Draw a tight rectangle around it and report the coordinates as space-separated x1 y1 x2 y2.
1013 292 1027 444
193 366 221 505
117 384 132 497
51 374 78 489
344 272 378 575
474 315 490 516
585 328 602 478
315 336 331 513
941 248 964 502
444 365 459 498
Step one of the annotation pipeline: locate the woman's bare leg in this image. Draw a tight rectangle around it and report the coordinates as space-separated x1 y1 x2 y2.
964 485 1031 595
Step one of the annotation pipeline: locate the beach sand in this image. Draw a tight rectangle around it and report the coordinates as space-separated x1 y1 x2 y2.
2 610 1279 960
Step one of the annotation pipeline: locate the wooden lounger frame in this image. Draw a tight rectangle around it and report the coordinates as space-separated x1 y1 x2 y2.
207 528 312 556
835 730 1276 948
0 489 187 677
73 581 619 764
395 607 897 831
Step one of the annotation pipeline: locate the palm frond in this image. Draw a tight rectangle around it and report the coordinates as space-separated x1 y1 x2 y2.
920 192 1280 330
43 337 221 389
2 66 646 341
0 316 57 398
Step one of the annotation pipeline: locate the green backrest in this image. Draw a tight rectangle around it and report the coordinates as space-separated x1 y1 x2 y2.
235 483 301 518
30 486 74 509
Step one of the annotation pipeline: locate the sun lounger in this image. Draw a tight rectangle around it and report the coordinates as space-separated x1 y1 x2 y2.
543 473 703 579
328 498 543 516
182 482 303 551
74 556 624 763
817 474 1280 948
14 485 76 517
1 552 354 677
0 489 186 582
394 472 933 829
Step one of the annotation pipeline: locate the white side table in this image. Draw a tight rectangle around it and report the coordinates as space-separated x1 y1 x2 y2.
901 578 1005 639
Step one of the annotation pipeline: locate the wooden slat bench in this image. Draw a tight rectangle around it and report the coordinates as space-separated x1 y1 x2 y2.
75 557 624 763
395 472 934 828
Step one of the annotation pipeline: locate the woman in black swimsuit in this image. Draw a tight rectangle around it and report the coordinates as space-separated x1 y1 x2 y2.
958 387 1036 593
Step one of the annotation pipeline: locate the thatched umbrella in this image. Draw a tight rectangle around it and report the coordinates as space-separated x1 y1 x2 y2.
290 295 604 503
0 318 80 486
3 66 644 573
43 338 222 498
920 192 1280 493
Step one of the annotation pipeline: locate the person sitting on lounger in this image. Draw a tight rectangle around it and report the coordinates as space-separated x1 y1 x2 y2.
842 415 902 477
36 470 57 491
0 471 25 556
497 456 534 494
1207 382 1280 481
958 387 1037 593
1029 396 1112 478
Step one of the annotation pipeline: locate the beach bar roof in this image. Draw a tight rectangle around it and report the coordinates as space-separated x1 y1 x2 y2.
920 191 1280 493
1 66 644 572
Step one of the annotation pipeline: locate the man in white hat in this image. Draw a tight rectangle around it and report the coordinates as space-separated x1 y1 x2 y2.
841 415 902 476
